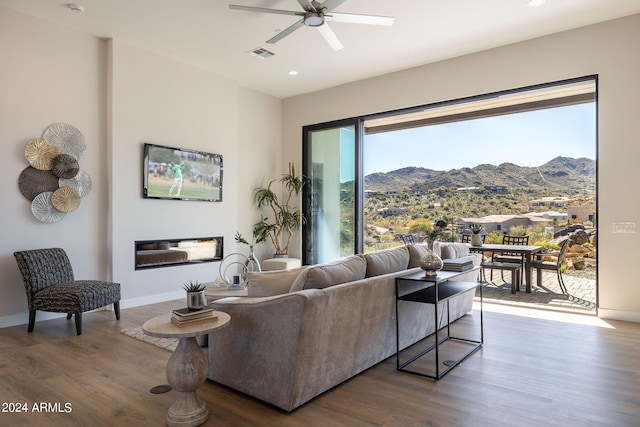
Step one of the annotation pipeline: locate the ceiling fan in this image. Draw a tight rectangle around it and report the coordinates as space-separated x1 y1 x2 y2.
229 0 395 51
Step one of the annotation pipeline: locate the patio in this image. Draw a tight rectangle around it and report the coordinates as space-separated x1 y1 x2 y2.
477 268 596 313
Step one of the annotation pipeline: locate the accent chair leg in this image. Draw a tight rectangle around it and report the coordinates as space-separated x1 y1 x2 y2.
74 312 82 335
28 310 36 332
67 313 73 320
114 301 120 320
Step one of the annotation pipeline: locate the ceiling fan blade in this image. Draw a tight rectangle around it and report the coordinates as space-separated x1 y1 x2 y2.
229 4 303 17
297 0 316 12
327 12 395 26
318 0 348 13
317 23 343 51
266 19 305 44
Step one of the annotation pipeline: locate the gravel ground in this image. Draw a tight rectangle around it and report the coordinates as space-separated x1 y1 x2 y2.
563 258 596 280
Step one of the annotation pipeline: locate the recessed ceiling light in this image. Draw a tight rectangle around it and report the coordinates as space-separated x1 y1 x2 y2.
526 0 546 7
288 70 298 76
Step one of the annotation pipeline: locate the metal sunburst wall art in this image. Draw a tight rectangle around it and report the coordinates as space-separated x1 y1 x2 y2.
18 123 92 223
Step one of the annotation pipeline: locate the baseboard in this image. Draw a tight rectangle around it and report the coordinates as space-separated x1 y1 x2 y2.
118 290 184 310
0 311 66 329
598 308 640 323
0 291 184 329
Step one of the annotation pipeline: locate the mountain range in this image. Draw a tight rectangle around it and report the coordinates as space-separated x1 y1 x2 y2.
362 156 595 194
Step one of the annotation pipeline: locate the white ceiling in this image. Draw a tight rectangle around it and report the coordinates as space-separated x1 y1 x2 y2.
2 0 640 99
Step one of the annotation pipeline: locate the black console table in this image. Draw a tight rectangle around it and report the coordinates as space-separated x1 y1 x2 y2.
395 268 483 380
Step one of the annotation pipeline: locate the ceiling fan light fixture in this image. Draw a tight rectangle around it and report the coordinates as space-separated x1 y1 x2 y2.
304 12 324 27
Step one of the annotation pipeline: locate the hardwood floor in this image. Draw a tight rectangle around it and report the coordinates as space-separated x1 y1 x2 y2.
1 300 639 426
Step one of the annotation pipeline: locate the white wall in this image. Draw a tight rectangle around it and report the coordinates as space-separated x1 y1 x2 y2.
0 8 282 326
283 14 640 322
0 8 108 326
109 40 241 304
236 86 284 263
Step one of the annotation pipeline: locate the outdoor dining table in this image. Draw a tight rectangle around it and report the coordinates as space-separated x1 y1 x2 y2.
468 244 544 293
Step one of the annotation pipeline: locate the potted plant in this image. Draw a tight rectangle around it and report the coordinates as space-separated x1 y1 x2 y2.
419 219 447 277
253 162 305 257
234 231 263 272
468 224 485 247
182 280 207 310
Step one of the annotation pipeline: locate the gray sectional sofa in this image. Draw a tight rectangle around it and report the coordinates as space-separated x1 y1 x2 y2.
207 243 481 411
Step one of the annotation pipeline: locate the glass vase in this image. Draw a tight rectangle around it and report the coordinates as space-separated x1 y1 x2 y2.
246 245 262 272
419 240 443 277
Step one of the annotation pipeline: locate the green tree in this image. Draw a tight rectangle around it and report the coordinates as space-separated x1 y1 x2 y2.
407 218 433 234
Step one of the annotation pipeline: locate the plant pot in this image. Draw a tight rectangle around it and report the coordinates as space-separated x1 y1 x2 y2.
187 291 206 310
471 233 483 247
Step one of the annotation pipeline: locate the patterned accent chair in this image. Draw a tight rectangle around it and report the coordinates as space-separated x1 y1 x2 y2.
13 248 121 335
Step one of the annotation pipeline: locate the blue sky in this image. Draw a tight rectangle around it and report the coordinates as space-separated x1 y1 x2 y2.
363 103 596 175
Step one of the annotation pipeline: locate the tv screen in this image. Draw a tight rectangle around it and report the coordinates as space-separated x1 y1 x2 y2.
143 143 222 202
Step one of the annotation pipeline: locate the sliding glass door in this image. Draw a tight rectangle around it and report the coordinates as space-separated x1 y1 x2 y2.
302 119 362 265
302 77 596 270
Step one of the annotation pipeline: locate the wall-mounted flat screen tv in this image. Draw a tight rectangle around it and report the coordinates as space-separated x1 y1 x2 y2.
143 142 223 202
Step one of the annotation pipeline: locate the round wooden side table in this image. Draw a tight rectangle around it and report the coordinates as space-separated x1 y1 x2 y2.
143 311 230 427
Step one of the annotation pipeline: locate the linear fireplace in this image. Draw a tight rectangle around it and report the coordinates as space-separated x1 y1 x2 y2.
135 236 223 270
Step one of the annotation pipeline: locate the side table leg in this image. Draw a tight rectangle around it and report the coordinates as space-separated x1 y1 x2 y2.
165 337 209 427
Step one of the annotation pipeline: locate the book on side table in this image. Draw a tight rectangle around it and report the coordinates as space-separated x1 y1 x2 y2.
171 307 218 327
442 258 474 272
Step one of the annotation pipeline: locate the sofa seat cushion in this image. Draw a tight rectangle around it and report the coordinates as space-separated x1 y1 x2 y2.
246 266 307 297
290 255 367 292
364 245 409 277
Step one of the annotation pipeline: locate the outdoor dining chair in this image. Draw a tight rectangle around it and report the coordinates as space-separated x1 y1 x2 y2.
491 235 529 283
531 239 570 294
461 234 485 244
400 234 417 245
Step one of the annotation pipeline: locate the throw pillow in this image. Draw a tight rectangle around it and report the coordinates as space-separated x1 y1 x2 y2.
364 246 409 277
407 244 427 268
246 267 307 297
439 243 455 260
289 254 367 292
452 243 470 258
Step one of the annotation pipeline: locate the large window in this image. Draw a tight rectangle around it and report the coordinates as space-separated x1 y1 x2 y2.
303 76 596 264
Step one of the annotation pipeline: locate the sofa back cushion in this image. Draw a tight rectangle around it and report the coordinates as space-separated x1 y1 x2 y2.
364 246 409 277
246 266 307 297
290 255 367 292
